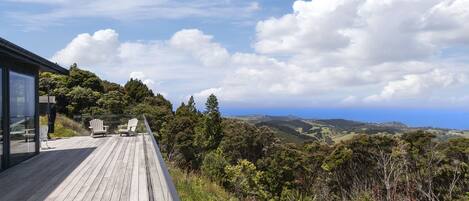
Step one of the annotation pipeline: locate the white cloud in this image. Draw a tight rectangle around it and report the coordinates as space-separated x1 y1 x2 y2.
5 0 261 28
52 29 232 102
129 71 155 87
51 0 469 108
169 29 230 67
365 69 466 102
52 29 119 66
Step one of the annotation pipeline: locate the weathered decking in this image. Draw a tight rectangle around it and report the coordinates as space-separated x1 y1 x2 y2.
0 135 156 201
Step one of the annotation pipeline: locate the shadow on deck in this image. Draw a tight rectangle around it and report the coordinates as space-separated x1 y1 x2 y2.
0 146 95 201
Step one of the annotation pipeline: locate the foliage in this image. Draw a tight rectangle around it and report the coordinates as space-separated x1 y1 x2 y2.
220 120 275 164
201 149 229 183
168 164 238 201
97 90 128 114
199 94 223 151
124 78 154 103
66 86 102 115
224 159 263 199
132 96 174 137
67 64 104 92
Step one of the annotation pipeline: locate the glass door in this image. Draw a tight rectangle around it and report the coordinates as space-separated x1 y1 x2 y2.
9 71 36 166
0 67 3 169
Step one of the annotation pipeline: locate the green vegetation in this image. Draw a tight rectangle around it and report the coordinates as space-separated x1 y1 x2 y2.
40 114 88 138
169 164 237 201
42 65 469 200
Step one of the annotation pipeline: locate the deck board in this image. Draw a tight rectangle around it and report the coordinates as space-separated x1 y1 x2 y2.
0 135 152 201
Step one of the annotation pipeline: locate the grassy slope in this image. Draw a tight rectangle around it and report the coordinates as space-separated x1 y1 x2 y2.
333 133 358 143
40 114 88 138
168 165 238 201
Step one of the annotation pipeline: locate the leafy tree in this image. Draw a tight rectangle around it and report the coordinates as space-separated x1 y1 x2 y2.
102 80 124 93
160 102 199 169
39 72 70 114
220 119 275 163
66 86 101 115
131 94 173 137
67 64 104 92
257 144 307 199
124 79 154 103
97 90 128 114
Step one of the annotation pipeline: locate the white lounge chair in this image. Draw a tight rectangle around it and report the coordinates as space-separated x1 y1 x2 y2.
89 119 108 137
40 125 50 149
118 118 138 136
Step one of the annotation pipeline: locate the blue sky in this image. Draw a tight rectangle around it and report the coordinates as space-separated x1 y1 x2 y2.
1 0 469 129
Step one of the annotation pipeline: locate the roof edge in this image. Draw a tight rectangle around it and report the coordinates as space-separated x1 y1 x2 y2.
0 37 69 75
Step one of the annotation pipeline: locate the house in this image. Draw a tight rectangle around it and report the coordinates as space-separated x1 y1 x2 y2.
0 37 68 171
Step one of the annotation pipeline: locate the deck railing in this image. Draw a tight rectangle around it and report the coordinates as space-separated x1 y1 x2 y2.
142 115 180 201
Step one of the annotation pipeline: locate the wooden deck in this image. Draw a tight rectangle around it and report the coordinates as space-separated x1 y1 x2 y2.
0 135 154 201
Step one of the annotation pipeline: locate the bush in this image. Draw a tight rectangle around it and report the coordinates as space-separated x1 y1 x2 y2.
169 164 237 201
201 149 229 183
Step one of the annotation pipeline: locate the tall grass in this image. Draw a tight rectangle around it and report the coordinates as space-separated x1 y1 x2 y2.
40 114 89 138
168 164 238 201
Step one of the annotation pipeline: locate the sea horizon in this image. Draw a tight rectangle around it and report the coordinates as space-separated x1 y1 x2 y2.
222 108 469 130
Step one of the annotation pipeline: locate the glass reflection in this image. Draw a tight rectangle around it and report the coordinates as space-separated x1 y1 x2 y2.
9 71 36 166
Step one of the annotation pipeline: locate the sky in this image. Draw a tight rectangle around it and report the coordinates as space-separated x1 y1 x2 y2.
1 0 469 129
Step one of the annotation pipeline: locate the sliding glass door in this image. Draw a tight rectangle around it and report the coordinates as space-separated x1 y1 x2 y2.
9 71 36 166
0 67 2 169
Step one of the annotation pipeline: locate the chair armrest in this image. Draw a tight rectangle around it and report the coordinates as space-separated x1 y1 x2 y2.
118 124 127 129
104 126 109 131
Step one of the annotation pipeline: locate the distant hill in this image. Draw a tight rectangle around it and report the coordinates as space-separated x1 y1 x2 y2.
229 115 465 144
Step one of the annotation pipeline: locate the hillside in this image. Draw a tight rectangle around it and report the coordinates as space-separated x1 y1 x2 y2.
230 115 465 144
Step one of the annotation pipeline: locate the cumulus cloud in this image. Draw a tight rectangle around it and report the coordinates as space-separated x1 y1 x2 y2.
52 29 232 102
51 0 469 108
52 29 119 66
169 29 230 67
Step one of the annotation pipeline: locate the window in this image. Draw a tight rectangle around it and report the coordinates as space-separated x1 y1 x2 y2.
9 71 36 166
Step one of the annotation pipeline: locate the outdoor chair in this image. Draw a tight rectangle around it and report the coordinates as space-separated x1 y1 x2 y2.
118 118 138 136
40 125 50 149
89 119 109 137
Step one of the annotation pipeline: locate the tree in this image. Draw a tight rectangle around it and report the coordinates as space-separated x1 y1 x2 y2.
66 86 102 115
187 96 197 114
257 143 307 199
160 102 199 169
67 64 104 92
124 79 154 103
102 80 124 93
39 72 70 114
220 119 275 163
200 94 223 151
97 91 128 114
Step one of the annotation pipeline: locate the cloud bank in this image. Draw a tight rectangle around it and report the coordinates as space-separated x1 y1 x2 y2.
51 0 469 108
